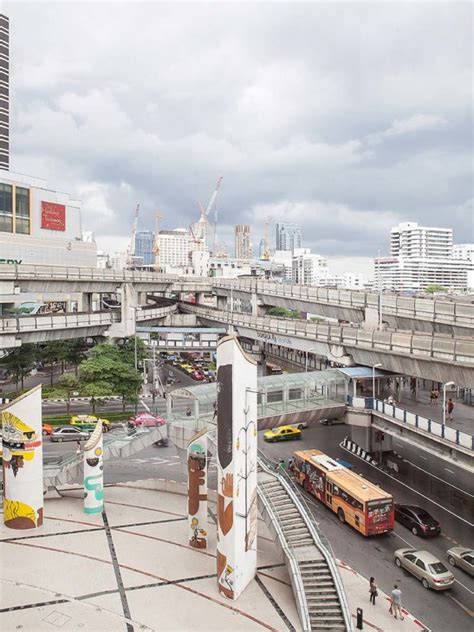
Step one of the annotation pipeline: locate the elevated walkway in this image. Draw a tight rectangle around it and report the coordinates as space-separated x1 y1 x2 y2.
43 423 167 488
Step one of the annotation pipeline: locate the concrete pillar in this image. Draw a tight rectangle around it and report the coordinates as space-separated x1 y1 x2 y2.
2 385 44 529
217 295 227 311
83 421 104 515
187 430 208 549
363 306 379 330
82 292 93 312
216 335 258 600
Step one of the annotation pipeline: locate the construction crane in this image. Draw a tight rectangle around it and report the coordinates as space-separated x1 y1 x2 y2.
262 216 273 261
153 212 163 272
126 204 140 269
195 177 223 253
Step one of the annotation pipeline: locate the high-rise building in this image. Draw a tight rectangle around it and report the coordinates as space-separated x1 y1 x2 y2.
453 244 474 262
375 222 473 293
275 222 302 252
234 224 252 259
390 222 453 258
292 252 328 285
0 14 9 170
134 230 155 266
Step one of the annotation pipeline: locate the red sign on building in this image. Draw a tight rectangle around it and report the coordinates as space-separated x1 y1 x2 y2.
41 202 66 231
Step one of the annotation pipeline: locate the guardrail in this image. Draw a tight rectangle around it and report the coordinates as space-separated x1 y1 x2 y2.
213 280 474 327
0 304 177 335
372 399 474 451
258 451 352 632
182 304 474 365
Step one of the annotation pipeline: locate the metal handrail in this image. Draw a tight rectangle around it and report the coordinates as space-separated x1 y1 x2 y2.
258 451 353 632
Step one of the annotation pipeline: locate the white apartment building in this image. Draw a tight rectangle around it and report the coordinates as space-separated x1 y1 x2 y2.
234 224 252 260
157 228 206 270
453 244 474 261
390 222 453 258
292 253 328 285
272 250 293 280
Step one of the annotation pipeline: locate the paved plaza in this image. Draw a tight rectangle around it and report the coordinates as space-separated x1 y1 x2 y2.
0 481 427 632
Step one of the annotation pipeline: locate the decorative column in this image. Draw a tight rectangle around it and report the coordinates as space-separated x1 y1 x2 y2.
83 420 104 514
187 429 208 549
2 385 43 529
216 335 258 600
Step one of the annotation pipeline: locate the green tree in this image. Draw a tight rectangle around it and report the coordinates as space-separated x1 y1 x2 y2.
119 336 147 368
62 338 89 376
425 284 447 294
37 341 68 385
82 381 114 415
58 373 80 415
2 344 36 390
79 342 142 412
268 307 301 319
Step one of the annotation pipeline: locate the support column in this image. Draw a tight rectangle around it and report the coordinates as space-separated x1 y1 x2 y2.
187 430 208 549
2 385 43 529
217 295 228 311
216 335 258 600
83 420 104 515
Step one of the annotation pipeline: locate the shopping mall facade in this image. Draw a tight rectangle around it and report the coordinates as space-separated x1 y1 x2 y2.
0 169 97 267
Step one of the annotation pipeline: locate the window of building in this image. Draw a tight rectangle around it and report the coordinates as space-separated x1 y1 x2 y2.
0 182 12 232
15 186 30 234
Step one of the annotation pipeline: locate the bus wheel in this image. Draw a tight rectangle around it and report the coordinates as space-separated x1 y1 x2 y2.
337 509 345 524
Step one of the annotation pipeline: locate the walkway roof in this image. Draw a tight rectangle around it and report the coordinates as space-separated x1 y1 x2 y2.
171 369 345 406
336 367 399 380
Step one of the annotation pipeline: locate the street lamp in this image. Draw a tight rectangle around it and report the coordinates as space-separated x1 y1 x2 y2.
372 363 382 402
442 381 455 426
129 306 142 370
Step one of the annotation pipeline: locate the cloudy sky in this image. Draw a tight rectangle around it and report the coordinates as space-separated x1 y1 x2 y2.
5 1 473 274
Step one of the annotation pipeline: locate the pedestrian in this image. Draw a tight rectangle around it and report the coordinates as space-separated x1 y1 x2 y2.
447 398 454 421
369 577 377 605
213 400 217 420
278 459 285 473
288 457 294 472
76 441 81 455
433 388 439 406
390 584 404 620
185 406 192 417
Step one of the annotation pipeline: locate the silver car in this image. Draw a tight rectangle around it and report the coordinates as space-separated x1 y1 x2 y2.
50 426 90 442
394 548 455 590
447 547 474 577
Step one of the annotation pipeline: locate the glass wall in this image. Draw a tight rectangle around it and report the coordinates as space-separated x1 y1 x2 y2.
0 182 12 232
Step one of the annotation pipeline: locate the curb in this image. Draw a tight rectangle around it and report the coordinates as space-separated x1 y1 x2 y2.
341 436 378 466
337 560 431 631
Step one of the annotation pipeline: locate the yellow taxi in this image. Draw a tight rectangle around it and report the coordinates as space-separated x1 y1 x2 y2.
263 425 302 442
70 415 111 432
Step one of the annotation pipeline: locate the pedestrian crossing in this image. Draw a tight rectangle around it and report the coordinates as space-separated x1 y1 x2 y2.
111 454 218 471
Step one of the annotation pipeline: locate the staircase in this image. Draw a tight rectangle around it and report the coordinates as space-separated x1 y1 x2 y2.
258 463 351 632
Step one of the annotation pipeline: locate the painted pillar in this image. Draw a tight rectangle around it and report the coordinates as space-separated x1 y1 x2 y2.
83 420 104 514
216 335 258 600
2 385 43 530
187 429 208 549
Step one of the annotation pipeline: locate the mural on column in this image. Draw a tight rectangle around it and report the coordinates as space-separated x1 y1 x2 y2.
187 429 208 549
83 419 104 514
2 386 43 530
216 335 258 601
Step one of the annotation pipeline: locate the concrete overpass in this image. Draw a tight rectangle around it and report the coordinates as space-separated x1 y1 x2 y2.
180 303 474 385
1 263 473 335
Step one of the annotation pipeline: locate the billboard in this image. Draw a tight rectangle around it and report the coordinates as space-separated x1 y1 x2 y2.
41 201 66 231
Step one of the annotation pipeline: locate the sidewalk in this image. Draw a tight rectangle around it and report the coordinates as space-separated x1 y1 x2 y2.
0 480 428 632
397 387 473 435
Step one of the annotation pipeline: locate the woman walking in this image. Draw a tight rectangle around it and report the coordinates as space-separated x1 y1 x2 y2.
369 577 377 605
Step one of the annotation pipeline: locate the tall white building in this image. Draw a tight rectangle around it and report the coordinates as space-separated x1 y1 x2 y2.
292 253 328 285
234 224 252 259
158 228 205 270
375 222 473 293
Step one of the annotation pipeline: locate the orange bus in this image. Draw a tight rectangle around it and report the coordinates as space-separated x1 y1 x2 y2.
293 449 394 536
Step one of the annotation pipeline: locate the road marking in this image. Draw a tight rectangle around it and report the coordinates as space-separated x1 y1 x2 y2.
402 457 473 497
454 579 474 596
418 455 428 461
446 594 474 617
341 445 474 527
444 468 454 474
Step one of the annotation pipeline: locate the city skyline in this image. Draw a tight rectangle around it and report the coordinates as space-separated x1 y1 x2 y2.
3 2 472 276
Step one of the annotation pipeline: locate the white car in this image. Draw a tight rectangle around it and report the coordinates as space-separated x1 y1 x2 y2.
446 547 474 577
394 548 454 590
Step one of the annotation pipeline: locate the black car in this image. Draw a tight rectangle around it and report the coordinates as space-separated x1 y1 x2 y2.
395 504 441 537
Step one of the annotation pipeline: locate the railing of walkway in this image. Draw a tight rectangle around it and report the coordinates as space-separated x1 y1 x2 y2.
183 304 474 365
371 399 474 451
258 451 353 632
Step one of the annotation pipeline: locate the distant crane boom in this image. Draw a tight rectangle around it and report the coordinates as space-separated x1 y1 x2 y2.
127 204 140 268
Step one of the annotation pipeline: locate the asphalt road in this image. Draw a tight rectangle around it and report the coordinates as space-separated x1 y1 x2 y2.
42 419 473 632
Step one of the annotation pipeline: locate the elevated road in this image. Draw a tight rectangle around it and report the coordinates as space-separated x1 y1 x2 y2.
180 303 474 385
1 263 473 335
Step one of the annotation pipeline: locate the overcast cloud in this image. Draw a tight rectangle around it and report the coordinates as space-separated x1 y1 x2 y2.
5 1 473 273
